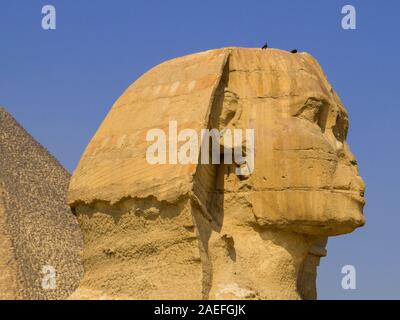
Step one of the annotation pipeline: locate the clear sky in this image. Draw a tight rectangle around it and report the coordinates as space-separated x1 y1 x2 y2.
1 0 399 299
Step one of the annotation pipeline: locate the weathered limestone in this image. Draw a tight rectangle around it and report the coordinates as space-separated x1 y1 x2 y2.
68 48 365 300
0 108 83 299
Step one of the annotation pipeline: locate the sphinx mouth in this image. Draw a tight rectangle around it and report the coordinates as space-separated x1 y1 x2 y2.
331 189 366 205
351 194 366 206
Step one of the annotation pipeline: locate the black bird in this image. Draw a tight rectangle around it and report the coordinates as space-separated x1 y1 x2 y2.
290 49 298 54
262 42 268 49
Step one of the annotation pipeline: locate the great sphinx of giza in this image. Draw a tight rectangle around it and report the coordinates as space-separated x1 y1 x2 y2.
68 48 365 300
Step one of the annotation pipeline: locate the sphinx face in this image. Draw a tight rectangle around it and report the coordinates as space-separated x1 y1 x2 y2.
245 92 366 235
221 49 366 236
272 93 364 227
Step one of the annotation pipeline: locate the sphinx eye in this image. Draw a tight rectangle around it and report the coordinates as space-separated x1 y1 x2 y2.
332 113 349 143
295 98 328 131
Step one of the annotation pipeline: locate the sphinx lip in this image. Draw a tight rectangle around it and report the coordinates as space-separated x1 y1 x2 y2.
332 189 366 205
348 193 366 206
353 195 366 206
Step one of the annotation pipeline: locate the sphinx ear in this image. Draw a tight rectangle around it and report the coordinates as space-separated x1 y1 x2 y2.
219 90 243 130
209 88 242 130
209 89 244 151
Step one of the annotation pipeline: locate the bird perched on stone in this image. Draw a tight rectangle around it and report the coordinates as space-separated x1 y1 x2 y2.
262 42 268 49
291 49 298 53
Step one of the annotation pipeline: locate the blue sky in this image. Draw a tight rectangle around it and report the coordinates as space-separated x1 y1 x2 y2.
1 0 399 299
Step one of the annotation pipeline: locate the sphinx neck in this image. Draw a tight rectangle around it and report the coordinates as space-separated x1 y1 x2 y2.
207 227 327 300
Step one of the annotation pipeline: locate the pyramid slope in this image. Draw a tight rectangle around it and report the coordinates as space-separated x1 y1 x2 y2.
0 107 83 299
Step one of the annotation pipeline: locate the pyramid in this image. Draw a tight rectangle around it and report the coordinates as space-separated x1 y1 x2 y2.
0 107 83 299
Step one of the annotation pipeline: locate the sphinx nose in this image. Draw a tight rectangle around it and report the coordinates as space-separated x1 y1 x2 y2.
338 143 359 167
347 151 358 166
351 175 365 195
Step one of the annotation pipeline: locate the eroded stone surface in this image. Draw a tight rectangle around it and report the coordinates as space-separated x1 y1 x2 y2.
69 48 365 300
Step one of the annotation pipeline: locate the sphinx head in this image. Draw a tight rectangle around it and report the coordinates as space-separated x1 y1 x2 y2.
213 48 366 236
68 48 365 300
